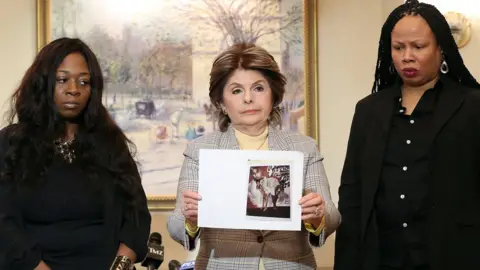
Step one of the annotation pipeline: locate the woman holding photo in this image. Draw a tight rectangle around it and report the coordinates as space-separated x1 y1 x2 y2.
167 43 341 270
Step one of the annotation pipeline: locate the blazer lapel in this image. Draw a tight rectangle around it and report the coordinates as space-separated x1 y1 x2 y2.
266 125 289 151
361 86 398 240
427 76 466 147
220 126 241 150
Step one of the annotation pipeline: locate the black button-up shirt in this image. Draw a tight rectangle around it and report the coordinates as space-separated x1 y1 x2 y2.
375 82 441 267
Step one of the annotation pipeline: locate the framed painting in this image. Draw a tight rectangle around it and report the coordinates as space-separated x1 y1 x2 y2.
36 0 319 211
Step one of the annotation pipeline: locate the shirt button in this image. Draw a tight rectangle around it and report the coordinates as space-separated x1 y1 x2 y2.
403 223 408 228
406 140 411 144
399 109 404 113
410 119 415 124
402 166 408 171
400 194 405 199
257 236 264 243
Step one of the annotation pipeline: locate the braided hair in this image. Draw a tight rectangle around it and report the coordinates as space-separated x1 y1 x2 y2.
372 0 480 93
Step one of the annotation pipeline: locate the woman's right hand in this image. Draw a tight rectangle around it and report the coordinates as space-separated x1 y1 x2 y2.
181 190 202 227
34 260 51 270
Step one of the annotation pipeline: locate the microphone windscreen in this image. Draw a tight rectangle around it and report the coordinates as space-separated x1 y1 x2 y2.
168 259 181 270
149 232 162 245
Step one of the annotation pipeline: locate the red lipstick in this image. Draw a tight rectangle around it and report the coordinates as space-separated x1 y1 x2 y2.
402 68 418 78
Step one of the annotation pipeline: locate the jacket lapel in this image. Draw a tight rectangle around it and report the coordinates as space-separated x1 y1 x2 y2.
266 125 289 151
427 76 466 147
221 126 241 150
361 86 398 240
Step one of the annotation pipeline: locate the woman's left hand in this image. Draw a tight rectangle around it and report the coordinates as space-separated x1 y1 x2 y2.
299 193 325 227
117 242 137 263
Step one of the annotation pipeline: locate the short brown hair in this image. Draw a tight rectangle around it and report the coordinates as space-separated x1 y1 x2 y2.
209 43 286 132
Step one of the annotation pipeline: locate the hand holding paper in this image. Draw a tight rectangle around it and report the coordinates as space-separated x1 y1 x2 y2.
182 191 202 227
299 193 325 227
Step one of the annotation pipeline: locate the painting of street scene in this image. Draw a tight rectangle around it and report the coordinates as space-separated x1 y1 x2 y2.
46 0 308 198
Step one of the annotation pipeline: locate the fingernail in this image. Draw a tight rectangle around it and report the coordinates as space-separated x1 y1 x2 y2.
198 195 202 200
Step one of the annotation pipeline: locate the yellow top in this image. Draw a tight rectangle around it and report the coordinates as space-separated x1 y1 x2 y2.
184 126 325 238
233 126 269 150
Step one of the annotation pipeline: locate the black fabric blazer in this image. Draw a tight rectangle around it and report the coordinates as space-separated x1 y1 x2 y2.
334 76 480 270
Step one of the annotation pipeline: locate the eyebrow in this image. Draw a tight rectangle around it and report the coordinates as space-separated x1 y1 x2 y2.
57 70 90 76
228 79 266 88
392 39 426 43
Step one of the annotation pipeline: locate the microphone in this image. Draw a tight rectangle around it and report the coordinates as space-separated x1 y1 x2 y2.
179 261 195 270
141 232 164 270
168 260 181 270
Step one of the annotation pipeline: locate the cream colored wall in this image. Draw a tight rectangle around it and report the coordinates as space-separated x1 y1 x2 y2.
0 0 36 126
1 0 479 269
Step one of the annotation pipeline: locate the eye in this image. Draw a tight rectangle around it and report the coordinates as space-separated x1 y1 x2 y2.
79 79 90 86
254 85 264 92
56 77 67 84
232 88 242 94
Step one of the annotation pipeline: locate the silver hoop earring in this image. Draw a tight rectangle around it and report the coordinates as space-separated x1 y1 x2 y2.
440 60 449 74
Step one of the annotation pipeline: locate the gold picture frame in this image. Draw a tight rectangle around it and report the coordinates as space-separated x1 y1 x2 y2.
36 0 319 211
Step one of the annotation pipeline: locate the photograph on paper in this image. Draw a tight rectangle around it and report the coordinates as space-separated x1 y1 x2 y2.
246 161 291 220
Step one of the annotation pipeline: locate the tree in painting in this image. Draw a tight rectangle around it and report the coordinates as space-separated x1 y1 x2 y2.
48 0 305 198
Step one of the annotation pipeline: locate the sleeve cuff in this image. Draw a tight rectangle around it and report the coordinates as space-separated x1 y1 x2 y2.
185 221 199 238
304 216 326 236
183 228 201 251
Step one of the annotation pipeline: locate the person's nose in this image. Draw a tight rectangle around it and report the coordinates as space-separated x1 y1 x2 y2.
244 89 253 104
66 79 80 96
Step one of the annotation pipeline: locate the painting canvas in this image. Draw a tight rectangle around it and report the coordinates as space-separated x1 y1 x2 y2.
36 0 319 210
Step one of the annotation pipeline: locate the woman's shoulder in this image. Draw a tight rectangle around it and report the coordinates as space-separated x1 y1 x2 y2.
189 129 225 146
0 124 18 145
0 123 17 135
273 128 318 153
183 130 225 158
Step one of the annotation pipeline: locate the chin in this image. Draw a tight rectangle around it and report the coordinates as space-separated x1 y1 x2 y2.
238 118 267 127
402 78 425 87
60 112 82 122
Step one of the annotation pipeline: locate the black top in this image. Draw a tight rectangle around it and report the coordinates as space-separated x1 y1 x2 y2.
375 82 441 267
0 126 151 270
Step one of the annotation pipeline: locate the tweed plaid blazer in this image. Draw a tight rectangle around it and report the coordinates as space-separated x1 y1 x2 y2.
167 125 341 270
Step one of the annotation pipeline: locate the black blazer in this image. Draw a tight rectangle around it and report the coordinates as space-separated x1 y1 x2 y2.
334 76 480 270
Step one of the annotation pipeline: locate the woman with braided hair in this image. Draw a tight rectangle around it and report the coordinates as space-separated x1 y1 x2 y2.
335 1 480 270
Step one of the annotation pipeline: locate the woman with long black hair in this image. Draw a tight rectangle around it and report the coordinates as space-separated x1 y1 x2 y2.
0 37 151 270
